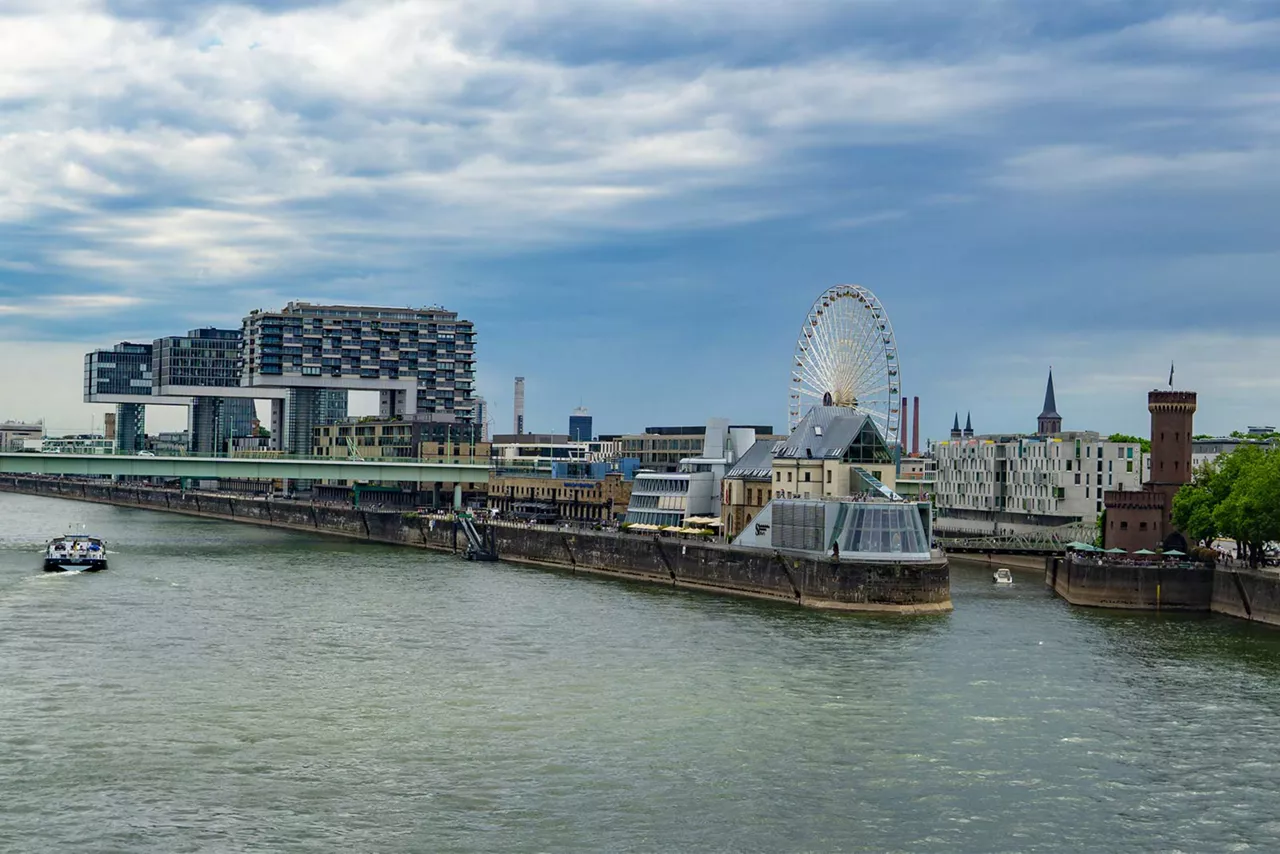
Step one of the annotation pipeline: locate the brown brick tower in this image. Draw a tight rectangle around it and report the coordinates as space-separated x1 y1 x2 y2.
1147 390 1197 543
1103 388 1197 552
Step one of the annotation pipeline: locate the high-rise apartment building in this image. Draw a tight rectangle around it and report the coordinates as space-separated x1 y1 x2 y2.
240 302 475 422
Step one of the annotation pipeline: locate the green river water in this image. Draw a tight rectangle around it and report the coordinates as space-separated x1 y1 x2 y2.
3 493 1280 853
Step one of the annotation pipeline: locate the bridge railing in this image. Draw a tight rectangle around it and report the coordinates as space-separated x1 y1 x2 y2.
6 449 489 467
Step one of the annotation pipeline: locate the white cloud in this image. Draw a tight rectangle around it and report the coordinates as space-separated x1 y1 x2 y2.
1116 13 1280 52
0 1 1275 310
0 294 145 316
995 145 1280 193
827 210 907 230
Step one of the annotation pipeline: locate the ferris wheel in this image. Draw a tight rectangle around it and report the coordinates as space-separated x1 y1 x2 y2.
788 285 902 442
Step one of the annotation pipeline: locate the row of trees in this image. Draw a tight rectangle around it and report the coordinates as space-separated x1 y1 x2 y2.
1172 445 1280 566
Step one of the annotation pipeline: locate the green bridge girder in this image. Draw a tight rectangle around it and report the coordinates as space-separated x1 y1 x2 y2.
0 452 489 484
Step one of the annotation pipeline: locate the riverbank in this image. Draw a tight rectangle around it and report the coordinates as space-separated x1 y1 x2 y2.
0 477 951 614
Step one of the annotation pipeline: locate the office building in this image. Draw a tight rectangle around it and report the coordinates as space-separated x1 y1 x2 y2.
625 419 764 528
569 407 592 442
618 424 780 472
490 433 611 476
42 435 113 454
314 414 487 461
83 341 157 453
487 459 640 523
0 421 44 453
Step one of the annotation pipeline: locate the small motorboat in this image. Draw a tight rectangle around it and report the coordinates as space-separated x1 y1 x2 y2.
992 567 1014 585
43 535 108 572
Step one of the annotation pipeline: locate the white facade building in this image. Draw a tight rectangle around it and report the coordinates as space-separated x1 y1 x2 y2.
935 432 1144 522
624 418 760 527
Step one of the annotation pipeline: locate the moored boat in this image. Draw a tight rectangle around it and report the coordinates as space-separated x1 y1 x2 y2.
993 567 1013 585
43 535 108 572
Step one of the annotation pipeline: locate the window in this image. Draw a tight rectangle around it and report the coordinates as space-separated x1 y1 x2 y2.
1075 474 1081 484
776 472 781 482
804 472 811 482
1126 461 1133 473
787 472 792 483
826 470 832 484
1120 521 1128 530
1140 521 1148 531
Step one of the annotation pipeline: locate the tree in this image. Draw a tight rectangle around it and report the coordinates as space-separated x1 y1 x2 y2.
1108 433 1151 454
1173 445 1280 566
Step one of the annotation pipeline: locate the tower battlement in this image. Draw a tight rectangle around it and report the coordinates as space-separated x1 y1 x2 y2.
1148 390 1198 413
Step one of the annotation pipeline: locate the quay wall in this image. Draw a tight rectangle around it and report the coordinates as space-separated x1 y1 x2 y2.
1 478 951 614
1211 569 1280 628
1045 556 1280 628
1046 556 1215 611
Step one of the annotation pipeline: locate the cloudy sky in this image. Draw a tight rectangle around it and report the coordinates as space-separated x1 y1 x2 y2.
2 0 1278 439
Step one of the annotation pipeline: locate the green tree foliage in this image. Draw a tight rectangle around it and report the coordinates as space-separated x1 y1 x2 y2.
1107 433 1151 453
1173 445 1280 565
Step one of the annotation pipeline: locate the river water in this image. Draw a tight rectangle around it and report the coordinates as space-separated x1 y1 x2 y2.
3 493 1280 853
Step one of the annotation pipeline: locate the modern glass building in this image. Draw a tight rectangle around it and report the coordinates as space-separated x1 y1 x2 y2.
284 388 348 456
569 408 592 442
83 342 155 453
152 328 243 388
240 302 476 423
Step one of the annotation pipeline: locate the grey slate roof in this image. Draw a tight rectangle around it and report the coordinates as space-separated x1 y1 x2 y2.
774 406 874 460
1039 369 1061 418
724 438 780 480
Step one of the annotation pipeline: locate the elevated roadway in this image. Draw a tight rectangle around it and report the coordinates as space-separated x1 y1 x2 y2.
0 452 488 484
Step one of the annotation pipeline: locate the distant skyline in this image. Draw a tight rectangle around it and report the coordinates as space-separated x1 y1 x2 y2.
2 1 1278 439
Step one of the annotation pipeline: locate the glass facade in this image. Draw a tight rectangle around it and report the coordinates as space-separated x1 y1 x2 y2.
283 388 349 456
152 328 243 388
241 302 476 422
83 342 154 399
114 403 146 454
569 414 593 442
189 397 257 456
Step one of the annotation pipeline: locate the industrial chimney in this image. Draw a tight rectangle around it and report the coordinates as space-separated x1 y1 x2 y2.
514 377 525 435
912 395 920 456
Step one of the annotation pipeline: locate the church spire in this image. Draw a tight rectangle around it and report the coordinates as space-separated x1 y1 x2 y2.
951 412 961 439
963 412 974 438
1038 367 1062 435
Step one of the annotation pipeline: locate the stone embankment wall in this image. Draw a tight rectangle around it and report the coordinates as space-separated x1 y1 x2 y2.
1046 556 1215 611
1211 569 1280 626
1 478 951 614
1045 555 1280 628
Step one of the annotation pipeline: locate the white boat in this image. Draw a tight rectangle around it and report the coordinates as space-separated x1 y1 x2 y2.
43 535 108 572
992 568 1013 585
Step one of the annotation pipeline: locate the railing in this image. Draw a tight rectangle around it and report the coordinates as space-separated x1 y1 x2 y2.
10 449 489 466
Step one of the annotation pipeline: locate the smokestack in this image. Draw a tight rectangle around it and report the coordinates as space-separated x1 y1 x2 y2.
514 377 525 435
901 397 909 452
912 396 920 456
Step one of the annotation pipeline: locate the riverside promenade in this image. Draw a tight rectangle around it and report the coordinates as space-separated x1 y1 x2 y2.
0 476 951 614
